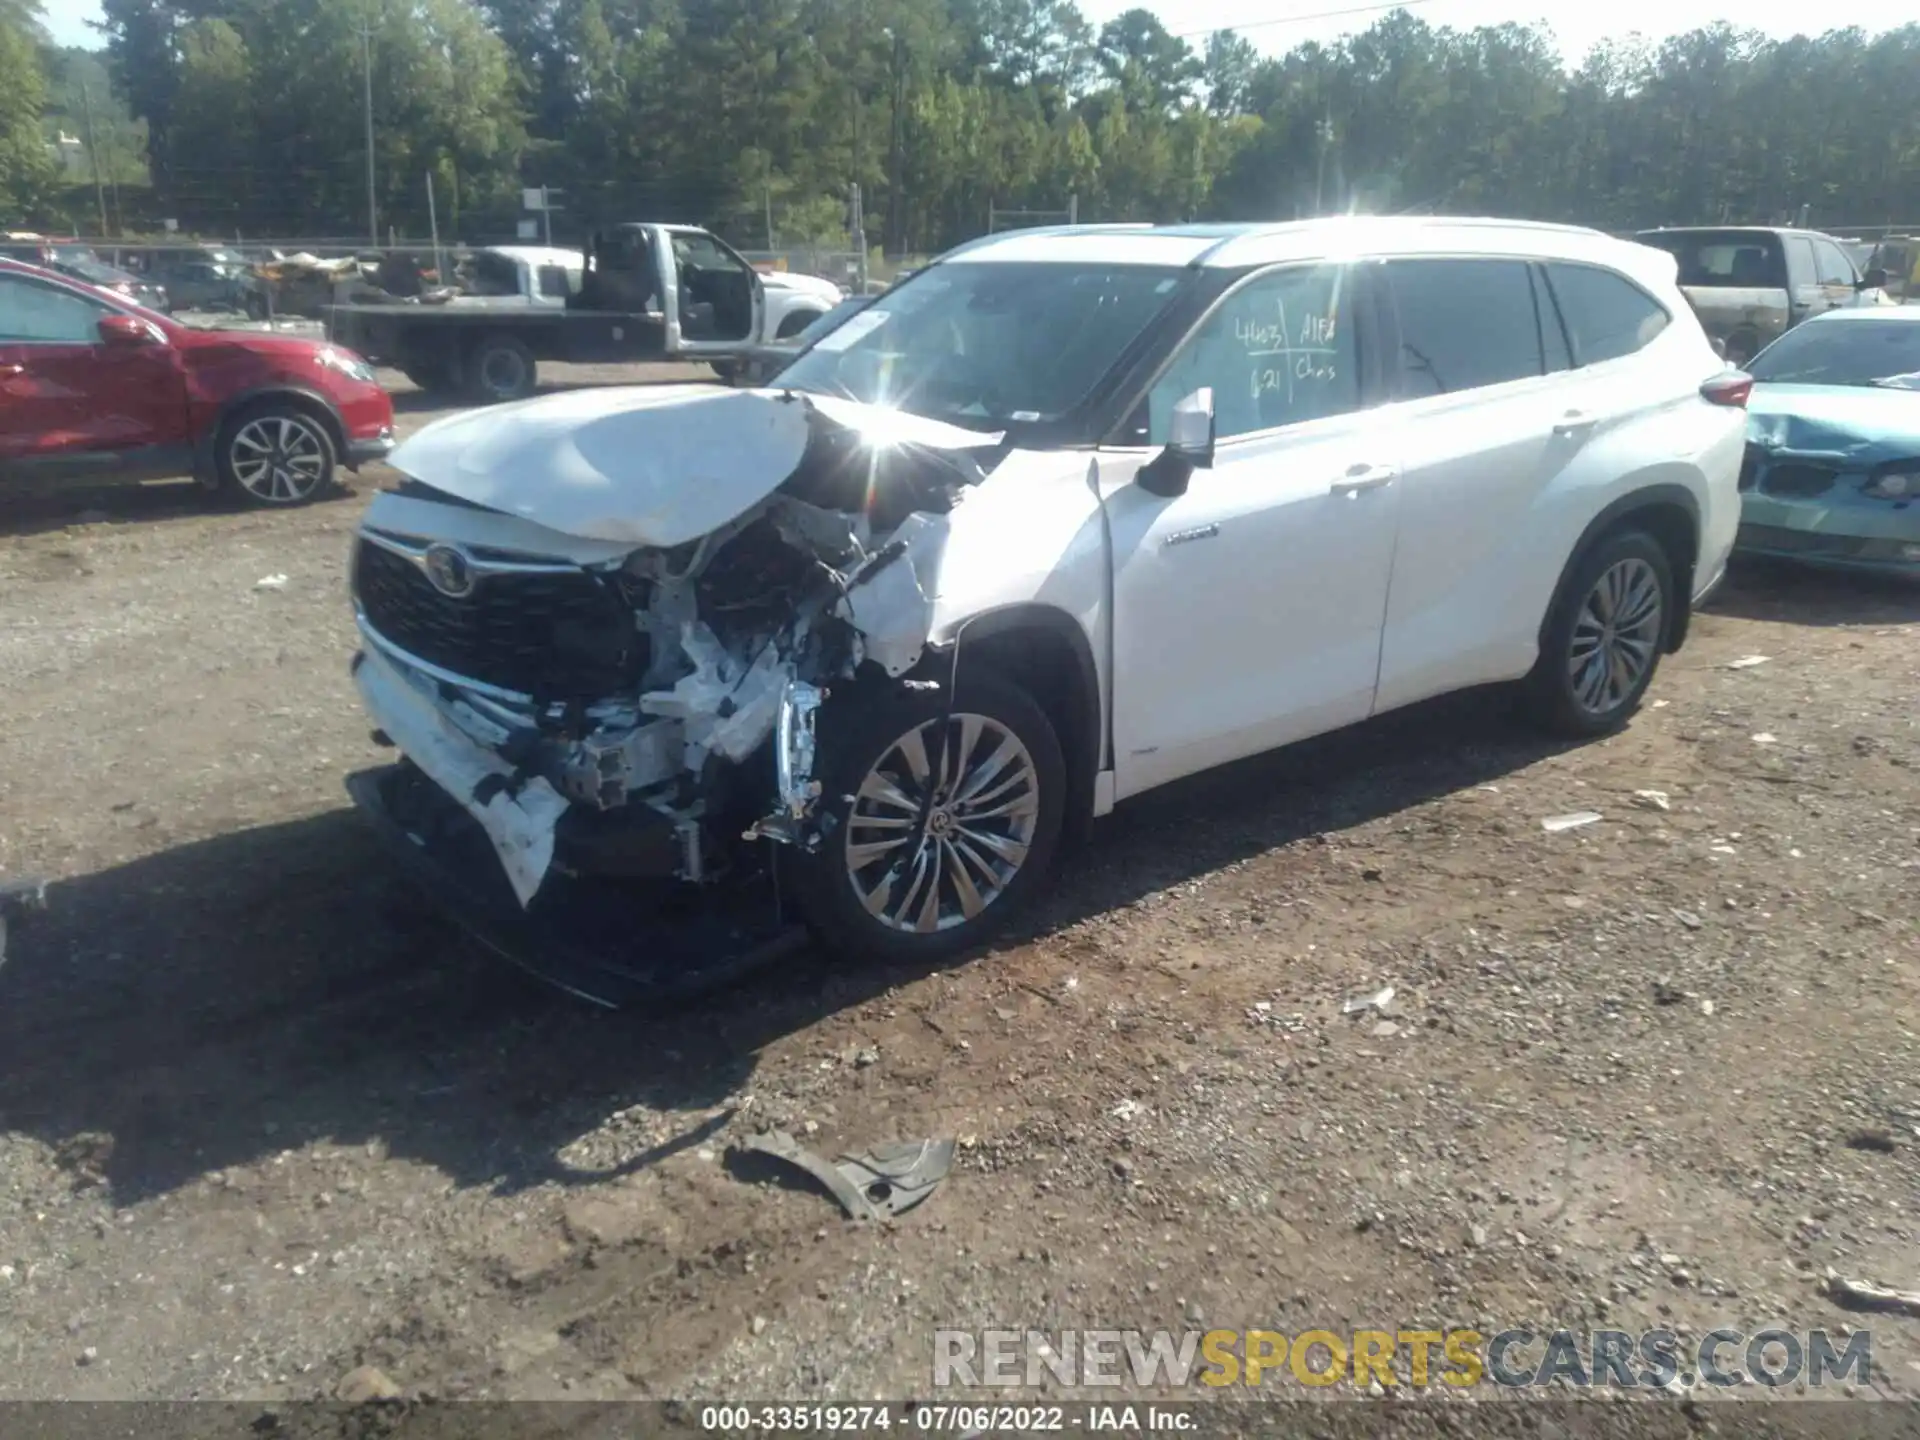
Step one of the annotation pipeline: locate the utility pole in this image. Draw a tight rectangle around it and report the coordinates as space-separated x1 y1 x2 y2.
849 182 866 293
1314 114 1332 216
79 80 110 238
426 170 443 287
358 11 377 250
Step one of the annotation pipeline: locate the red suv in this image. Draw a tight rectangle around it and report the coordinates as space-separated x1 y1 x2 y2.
0 257 394 507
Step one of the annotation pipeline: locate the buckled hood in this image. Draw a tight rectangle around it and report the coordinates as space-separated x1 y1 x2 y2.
385 384 1000 547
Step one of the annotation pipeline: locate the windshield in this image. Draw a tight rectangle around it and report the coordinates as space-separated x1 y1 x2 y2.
775 261 1189 428
51 243 100 267
1749 320 1920 389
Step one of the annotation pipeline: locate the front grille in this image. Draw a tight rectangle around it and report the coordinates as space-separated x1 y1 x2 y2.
1737 445 1761 492
354 538 647 701
1761 463 1837 499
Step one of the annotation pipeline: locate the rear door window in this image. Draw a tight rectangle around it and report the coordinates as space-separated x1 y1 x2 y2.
1787 236 1820 287
1542 264 1670 366
1386 258 1543 397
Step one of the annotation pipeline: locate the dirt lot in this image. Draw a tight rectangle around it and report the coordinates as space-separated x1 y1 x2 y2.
1 364 1917 1427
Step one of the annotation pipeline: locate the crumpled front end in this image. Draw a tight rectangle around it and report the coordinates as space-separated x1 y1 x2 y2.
349 388 995 907
1737 390 1920 574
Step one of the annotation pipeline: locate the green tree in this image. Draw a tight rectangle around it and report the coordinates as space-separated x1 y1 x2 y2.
0 0 57 221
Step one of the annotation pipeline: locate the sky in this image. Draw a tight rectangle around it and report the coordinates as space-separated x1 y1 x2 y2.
34 0 1911 65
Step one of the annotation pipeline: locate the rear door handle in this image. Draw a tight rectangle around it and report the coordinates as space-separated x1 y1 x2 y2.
0 364 23 379
1329 464 1397 495
1552 409 1598 435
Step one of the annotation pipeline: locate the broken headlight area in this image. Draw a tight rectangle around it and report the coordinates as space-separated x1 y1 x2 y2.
351 395 987 907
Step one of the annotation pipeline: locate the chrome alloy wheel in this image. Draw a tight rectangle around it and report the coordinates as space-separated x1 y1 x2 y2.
229 414 328 503
1567 555 1663 715
844 712 1042 934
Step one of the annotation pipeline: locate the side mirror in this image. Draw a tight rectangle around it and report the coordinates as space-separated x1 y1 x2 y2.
1860 267 1889 291
97 314 154 346
1138 388 1215 499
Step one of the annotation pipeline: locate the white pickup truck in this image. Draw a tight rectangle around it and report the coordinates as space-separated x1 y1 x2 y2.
326 224 846 401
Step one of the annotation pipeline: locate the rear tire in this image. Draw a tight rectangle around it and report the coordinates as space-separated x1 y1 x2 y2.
1523 528 1674 738
466 335 537 403
790 672 1066 967
215 401 337 508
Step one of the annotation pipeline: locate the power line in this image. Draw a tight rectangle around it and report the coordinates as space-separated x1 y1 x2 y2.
1170 0 1440 41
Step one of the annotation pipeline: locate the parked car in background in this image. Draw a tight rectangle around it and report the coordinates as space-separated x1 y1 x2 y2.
341 216 1746 999
1634 226 1893 365
134 251 265 314
0 234 99 270
1862 235 1920 302
1735 308 1920 575
0 257 394 507
39 254 172 314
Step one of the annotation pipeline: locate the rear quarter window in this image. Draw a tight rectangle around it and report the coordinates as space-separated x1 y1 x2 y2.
1542 264 1670 366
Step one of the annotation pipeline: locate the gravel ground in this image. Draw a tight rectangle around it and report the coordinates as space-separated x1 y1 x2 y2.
1 366 1917 1430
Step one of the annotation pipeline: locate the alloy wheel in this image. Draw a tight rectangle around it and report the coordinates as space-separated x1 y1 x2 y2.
1567 555 1663 715
229 415 328 504
844 712 1042 934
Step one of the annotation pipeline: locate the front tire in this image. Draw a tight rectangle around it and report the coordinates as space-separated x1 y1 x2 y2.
216 402 337 507
1523 528 1674 737
791 671 1066 967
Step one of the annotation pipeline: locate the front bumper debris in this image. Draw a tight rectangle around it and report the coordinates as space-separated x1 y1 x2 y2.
346 763 807 1008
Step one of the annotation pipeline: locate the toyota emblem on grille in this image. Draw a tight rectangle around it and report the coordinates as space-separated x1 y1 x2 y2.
421 544 476 598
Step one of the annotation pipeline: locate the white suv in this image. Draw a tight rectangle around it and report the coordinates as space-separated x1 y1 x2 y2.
346 217 1747 976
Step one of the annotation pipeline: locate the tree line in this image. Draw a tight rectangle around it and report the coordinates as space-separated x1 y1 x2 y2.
2 0 1918 252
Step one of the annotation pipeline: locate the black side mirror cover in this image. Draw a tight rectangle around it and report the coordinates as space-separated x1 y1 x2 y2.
1137 450 1194 499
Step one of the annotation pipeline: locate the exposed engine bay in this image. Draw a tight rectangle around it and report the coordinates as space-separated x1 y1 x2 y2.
350 388 1002 906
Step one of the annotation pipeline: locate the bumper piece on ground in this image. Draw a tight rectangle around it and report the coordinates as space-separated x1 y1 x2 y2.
345 763 807 1008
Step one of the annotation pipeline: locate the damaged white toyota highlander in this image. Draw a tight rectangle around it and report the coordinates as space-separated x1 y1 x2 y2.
345 217 1747 1000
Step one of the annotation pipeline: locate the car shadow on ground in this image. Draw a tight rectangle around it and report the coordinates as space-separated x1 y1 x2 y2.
1704 556 1920 627
0 686 1571 1207
0 476 367 540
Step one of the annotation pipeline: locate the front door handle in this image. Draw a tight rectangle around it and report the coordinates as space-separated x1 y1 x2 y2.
1552 409 1598 435
0 363 23 379
1329 464 1396 496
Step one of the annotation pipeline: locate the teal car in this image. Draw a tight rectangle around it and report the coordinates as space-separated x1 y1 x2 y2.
1737 309 1920 575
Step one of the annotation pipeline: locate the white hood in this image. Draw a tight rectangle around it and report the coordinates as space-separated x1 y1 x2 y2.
386 384 1000 547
